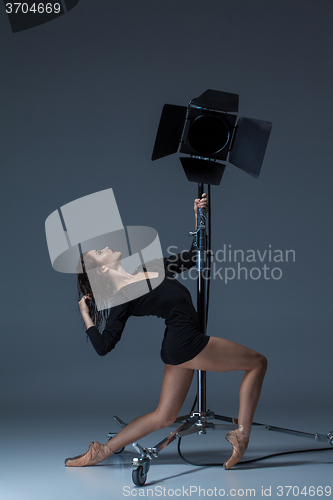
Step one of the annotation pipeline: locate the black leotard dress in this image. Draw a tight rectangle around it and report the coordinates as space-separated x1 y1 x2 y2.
86 240 210 365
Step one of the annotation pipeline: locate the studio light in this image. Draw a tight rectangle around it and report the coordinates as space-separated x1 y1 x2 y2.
152 89 272 185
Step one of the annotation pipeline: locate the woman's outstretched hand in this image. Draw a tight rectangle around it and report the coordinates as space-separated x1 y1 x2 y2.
194 193 209 216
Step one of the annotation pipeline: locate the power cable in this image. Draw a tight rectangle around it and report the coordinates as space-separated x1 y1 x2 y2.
177 436 333 467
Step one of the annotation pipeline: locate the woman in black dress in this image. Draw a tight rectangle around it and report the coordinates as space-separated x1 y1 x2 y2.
65 193 267 470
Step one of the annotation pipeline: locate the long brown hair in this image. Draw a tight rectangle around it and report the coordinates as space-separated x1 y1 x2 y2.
77 252 117 331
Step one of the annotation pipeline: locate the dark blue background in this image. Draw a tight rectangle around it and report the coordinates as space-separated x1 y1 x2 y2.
1 0 332 439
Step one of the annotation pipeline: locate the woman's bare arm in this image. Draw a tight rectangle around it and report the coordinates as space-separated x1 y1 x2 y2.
79 295 95 329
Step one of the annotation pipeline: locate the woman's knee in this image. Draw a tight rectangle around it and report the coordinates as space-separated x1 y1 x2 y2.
255 352 268 373
153 409 178 429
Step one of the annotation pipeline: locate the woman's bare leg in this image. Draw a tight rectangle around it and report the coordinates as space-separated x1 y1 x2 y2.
178 336 267 468
65 365 194 466
178 336 267 427
65 336 267 468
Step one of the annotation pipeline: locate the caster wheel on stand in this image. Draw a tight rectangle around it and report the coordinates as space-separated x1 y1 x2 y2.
327 432 333 447
132 466 147 486
132 457 150 486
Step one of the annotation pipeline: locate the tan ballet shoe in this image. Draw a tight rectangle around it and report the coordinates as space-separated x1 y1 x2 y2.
224 426 250 470
65 441 114 467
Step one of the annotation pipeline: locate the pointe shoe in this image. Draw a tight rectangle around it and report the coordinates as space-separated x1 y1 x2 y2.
65 441 114 467
224 427 250 470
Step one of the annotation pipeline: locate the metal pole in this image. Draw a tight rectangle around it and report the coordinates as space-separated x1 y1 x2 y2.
196 183 206 416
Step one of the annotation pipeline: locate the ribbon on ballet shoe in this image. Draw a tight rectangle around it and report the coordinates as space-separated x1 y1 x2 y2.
237 424 251 437
104 443 116 456
84 442 117 466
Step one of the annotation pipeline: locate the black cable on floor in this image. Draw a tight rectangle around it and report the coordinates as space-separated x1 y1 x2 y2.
177 436 333 467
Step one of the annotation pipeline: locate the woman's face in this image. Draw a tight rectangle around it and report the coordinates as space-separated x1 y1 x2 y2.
86 247 122 267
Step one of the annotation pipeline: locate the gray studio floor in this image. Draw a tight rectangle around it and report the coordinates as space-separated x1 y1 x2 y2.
1 406 332 500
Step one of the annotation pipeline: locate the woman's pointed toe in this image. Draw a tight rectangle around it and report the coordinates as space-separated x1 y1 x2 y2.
65 441 101 467
224 429 250 470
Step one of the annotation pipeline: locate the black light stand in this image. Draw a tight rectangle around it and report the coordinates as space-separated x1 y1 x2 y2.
194 182 208 425
108 90 333 486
